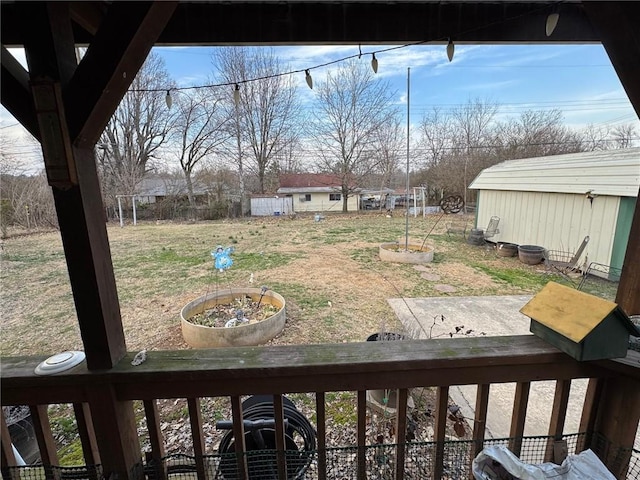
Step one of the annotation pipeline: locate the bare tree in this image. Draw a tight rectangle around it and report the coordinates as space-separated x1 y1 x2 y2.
98 52 175 210
611 123 637 149
214 47 302 200
0 133 56 235
580 123 610 151
450 98 498 206
171 89 232 206
494 109 583 160
310 59 398 212
416 107 457 202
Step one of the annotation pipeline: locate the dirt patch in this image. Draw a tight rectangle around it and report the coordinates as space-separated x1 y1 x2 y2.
430 262 497 290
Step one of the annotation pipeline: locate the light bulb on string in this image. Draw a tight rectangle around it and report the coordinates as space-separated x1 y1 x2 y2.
371 53 378 73
446 39 455 62
233 84 240 107
546 12 560 36
165 90 172 109
305 69 313 89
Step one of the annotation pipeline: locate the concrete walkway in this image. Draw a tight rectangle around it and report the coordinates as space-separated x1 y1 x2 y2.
387 295 589 439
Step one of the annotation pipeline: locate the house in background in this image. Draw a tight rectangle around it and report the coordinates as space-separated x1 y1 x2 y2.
469 148 640 272
136 176 209 205
275 173 360 213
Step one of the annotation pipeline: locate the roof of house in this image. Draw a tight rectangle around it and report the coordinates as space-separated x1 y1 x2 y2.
137 177 208 196
469 148 640 197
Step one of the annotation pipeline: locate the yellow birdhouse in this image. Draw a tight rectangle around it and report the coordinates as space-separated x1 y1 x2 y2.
520 282 640 361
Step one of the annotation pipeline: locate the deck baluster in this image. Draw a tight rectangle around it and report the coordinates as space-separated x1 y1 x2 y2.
394 388 408 480
508 382 531 457
315 392 327 480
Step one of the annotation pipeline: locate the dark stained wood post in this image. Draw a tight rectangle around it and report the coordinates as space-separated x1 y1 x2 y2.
582 4 640 477
21 1 126 371
13 2 176 479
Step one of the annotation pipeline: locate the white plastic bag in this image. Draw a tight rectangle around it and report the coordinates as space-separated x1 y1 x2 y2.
472 445 616 480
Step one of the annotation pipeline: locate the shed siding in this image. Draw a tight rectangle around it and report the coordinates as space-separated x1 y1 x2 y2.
477 190 619 267
292 193 358 213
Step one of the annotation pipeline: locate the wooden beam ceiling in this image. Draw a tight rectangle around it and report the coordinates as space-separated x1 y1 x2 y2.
2 1 598 47
67 1 178 147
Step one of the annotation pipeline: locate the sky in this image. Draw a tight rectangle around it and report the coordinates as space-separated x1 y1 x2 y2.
2 43 639 173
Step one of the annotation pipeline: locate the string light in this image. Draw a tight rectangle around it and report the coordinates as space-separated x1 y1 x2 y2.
446 38 455 62
126 3 557 103
305 69 313 89
233 84 240 106
546 12 559 36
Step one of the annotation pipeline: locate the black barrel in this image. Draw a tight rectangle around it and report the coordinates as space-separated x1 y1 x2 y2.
467 228 485 246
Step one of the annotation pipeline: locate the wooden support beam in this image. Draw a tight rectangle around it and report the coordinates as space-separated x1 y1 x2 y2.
578 4 640 457
20 2 76 85
52 147 126 369
584 2 640 122
1 47 38 139
67 1 177 147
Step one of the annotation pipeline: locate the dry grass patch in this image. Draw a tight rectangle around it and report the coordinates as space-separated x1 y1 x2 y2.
1 213 563 356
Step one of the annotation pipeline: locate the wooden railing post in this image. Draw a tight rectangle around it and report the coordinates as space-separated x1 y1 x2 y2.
86 387 142 480
591 376 640 479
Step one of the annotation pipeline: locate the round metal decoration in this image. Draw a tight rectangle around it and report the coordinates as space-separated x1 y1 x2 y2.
35 351 86 375
439 195 465 214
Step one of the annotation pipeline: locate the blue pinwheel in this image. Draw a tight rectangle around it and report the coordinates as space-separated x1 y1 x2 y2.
211 245 234 271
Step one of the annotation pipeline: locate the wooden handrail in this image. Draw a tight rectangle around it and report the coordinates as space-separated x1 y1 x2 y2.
0 336 613 405
1 336 637 480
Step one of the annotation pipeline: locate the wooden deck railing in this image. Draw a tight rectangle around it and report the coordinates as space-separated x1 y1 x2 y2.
2 335 639 480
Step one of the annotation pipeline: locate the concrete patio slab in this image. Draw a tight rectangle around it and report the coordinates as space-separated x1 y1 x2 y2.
388 295 589 439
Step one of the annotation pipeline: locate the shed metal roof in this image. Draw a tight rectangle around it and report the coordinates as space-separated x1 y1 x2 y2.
469 148 640 197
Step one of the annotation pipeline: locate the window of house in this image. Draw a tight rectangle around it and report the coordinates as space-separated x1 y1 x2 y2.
304 194 311 201
329 193 341 201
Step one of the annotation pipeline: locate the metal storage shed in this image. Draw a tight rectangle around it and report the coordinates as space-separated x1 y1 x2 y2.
469 148 640 272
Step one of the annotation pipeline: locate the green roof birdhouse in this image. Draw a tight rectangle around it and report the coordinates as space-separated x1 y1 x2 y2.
520 282 640 361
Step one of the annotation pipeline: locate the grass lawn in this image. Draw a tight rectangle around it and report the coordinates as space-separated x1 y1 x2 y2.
1 212 567 357
2 212 578 461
